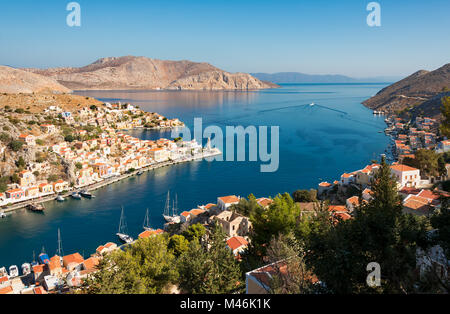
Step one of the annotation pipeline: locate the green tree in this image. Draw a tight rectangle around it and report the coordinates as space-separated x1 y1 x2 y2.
81 235 178 294
177 224 242 293
403 149 439 177
16 156 25 168
182 223 206 242
250 193 301 251
230 194 260 217
168 234 189 257
292 189 317 203
9 140 24 152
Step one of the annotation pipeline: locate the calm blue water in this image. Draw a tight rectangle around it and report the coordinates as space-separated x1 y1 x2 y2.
0 84 390 267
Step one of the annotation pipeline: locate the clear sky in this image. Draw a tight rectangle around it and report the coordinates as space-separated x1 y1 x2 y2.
0 0 449 77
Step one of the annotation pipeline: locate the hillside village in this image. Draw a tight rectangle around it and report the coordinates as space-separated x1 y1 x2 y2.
0 100 188 208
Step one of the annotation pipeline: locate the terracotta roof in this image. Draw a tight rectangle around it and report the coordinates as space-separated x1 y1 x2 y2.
33 264 45 273
0 286 13 294
83 257 100 270
218 195 240 204
63 253 84 265
256 198 273 207
328 205 348 213
390 164 419 172
189 208 205 216
139 229 164 239
227 236 248 251
0 276 8 284
319 182 332 187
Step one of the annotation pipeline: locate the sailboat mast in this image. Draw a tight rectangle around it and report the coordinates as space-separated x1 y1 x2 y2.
173 194 178 216
119 206 124 233
57 228 64 257
164 191 170 216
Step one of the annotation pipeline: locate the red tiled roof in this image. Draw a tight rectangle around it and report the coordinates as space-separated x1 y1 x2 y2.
0 286 13 294
227 236 248 251
390 164 419 172
63 253 84 265
218 195 240 203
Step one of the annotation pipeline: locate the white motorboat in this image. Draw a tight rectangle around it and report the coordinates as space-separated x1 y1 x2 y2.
0 211 5 218
8 265 19 278
21 263 31 276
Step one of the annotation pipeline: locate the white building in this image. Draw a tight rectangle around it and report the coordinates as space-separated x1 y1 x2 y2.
390 164 421 188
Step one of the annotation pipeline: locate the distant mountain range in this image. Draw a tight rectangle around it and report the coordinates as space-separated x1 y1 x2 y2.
23 56 277 91
251 72 403 84
362 63 450 119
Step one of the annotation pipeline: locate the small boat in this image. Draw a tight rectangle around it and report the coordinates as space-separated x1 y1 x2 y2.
56 195 65 202
8 265 19 278
310 102 315 106
137 170 144 176
80 190 94 199
116 207 134 244
28 203 45 212
143 208 153 231
162 191 181 223
39 247 50 265
0 211 5 218
21 263 31 276
0 267 7 277
71 192 82 200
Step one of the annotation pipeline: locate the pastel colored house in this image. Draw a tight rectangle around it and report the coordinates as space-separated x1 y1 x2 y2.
138 229 164 239
40 124 56 134
227 236 249 256
19 170 35 187
217 195 240 211
340 173 355 185
39 183 53 194
318 182 332 196
26 186 40 198
346 196 360 212
390 164 421 188
18 134 35 146
52 180 69 193
5 188 25 200
62 253 84 272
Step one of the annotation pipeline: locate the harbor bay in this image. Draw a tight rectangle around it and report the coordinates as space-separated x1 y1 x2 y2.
0 83 390 268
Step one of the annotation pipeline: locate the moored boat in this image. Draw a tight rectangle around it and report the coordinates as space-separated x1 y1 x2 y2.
137 170 144 176
0 211 5 218
28 203 45 212
56 195 65 202
71 192 82 200
21 263 31 276
8 265 19 278
116 207 134 244
80 190 94 199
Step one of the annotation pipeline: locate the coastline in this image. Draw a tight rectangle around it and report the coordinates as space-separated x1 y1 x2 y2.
2 148 221 214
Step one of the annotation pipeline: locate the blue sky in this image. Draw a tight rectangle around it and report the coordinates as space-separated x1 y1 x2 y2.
0 0 449 77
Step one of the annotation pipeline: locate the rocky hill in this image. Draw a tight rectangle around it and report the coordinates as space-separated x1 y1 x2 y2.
26 56 276 91
362 63 450 118
0 65 71 94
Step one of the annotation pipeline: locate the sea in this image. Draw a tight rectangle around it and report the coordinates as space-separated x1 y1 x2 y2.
0 83 391 268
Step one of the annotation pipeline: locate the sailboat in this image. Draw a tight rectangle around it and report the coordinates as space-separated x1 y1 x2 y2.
143 208 153 231
116 207 134 244
56 228 64 265
162 191 180 223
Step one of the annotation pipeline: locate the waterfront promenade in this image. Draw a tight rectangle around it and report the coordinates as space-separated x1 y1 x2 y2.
2 148 221 213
